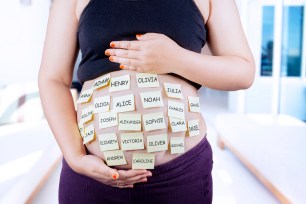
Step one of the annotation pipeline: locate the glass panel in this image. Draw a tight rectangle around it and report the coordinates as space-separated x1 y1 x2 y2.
281 6 304 77
261 6 275 77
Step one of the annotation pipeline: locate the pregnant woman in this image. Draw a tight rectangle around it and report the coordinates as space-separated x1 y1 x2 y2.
38 0 255 203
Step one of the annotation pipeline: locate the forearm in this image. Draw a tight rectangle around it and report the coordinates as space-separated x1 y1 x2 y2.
174 48 255 91
38 78 85 170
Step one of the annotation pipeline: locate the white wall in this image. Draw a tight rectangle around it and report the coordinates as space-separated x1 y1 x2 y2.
0 0 51 87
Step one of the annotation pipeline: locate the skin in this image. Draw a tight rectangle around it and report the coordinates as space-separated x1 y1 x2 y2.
38 0 255 189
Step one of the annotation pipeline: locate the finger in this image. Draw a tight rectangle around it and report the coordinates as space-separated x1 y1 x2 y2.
136 33 163 41
111 183 134 188
94 162 119 180
110 40 142 50
117 169 148 180
109 56 142 67
119 65 140 71
105 49 139 59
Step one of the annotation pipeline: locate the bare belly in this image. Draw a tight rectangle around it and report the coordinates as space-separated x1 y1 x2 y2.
77 70 207 169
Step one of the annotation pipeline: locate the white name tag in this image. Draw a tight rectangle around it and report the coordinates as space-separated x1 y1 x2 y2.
104 150 127 166
188 96 201 113
109 75 130 92
142 112 166 131
83 124 95 144
118 113 141 131
167 100 185 120
120 132 144 151
136 73 160 88
164 83 183 99
93 95 110 113
80 105 94 124
170 137 185 154
99 112 118 129
140 91 164 109
77 89 93 104
188 120 200 137
112 94 135 113
169 117 187 132
146 134 168 153
78 122 84 138
92 74 110 90
132 153 155 169
98 133 119 152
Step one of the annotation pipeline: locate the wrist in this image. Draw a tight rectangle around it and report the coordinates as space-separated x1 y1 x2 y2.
171 46 190 75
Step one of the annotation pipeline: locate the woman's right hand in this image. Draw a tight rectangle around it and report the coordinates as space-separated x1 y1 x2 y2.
73 154 152 188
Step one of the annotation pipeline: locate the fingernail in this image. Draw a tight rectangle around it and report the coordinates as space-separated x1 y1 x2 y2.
109 56 114 61
105 50 110 56
112 172 119 180
110 42 116 48
136 34 142 38
119 64 125 69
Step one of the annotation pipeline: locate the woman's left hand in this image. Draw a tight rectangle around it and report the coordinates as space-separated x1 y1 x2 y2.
105 33 184 74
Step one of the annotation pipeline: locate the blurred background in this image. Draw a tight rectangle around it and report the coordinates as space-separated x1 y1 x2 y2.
0 0 305 203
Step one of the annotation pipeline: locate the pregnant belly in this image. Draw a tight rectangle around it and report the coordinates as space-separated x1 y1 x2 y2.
76 70 207 169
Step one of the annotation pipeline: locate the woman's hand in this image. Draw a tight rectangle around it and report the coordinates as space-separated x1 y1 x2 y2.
105 33 184 74
73 154 152 188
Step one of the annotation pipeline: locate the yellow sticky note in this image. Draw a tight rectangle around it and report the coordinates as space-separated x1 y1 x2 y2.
118 113 141 131
188 96 201 113
99 112 118 129
78 122 84 138
120 132 144 151
167 100 185 120
109 75 130 92
83 124 95 144
92 74 110 90
80 105 94 124
142 112 166 131
188 120 200 137
169 117 187 133
170 137 185 154
140 91 164 109
98 133 119 151
136 73 160 88
164 83 183 99
132 153 155 169
93 95 110 113
146 134 168 153
77 89 93 104
104 150 127 166
112 94 135 113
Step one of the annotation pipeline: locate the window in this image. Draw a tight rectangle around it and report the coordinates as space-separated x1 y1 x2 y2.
261 6 275 77
281 6 304 77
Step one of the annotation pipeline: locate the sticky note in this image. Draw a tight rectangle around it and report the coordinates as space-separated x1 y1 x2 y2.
170 137 185 154
146 134 168 153
188 96 201 113
78 122 84 138
188 120 200 137
169 117 187 132
167 100 185 120
136 73 159 88
109 75 130 92
142 112 166 131
77 89 93 104
80 105 94 124
99 112 118 129
104 150 127 166
120 132 144 151
93 95 110 113
164 83 183 99
83 124 95 144
92 74 110 90
98 133 119 151
132 153 155 169
112 94 135 113
140 91 164 109
118 113 141 131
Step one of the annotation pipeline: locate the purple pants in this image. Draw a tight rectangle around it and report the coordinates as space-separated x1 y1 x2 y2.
59 136 213 204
